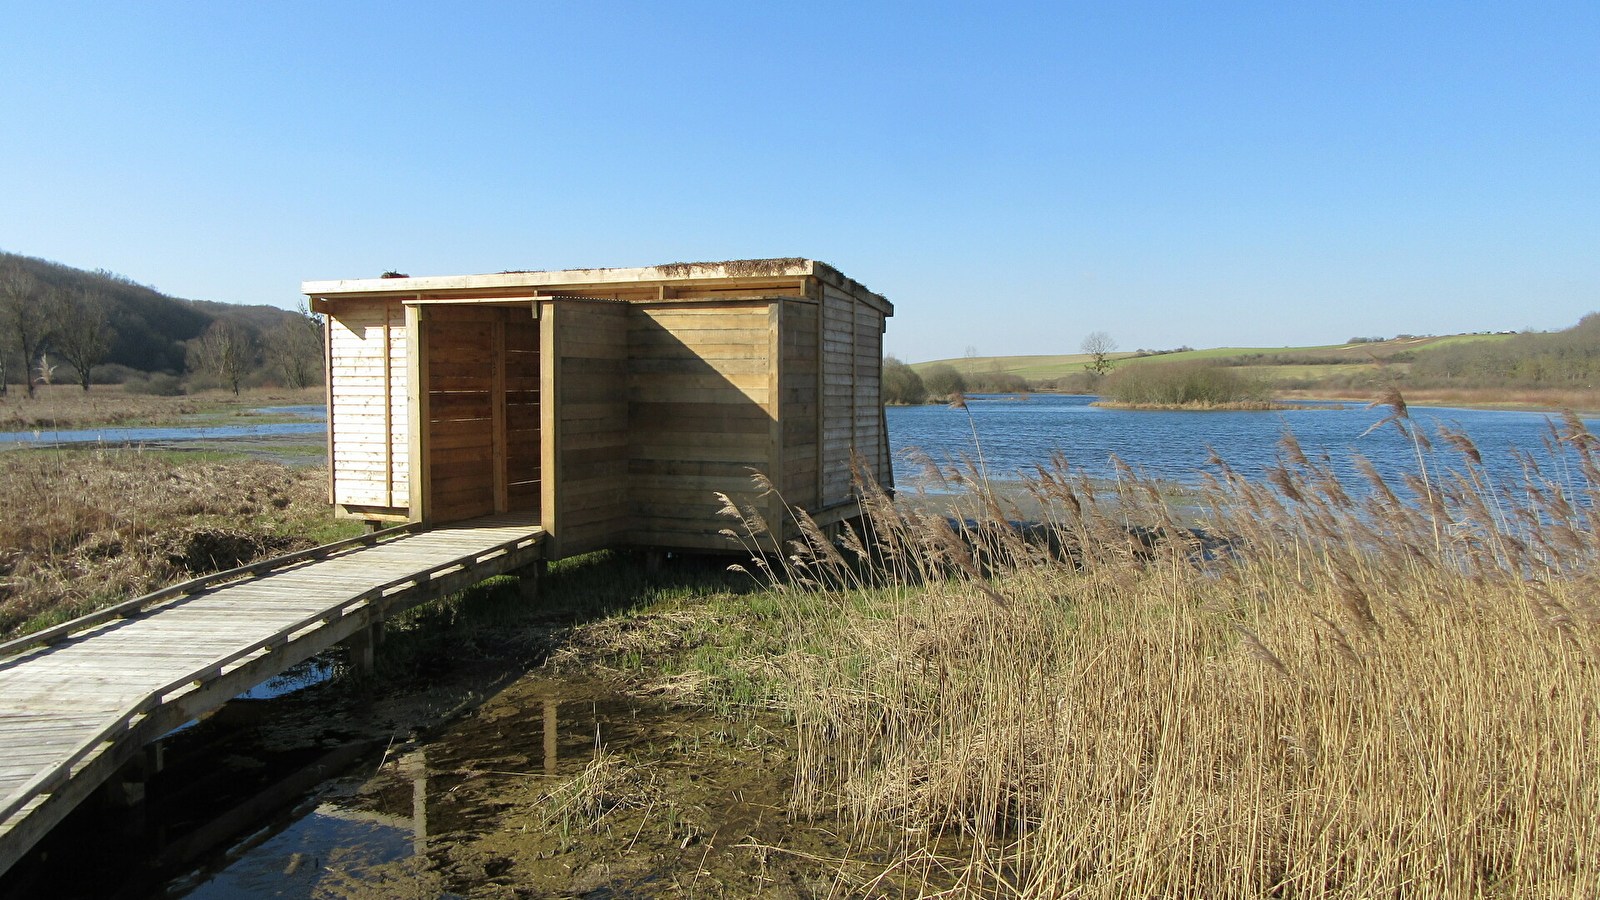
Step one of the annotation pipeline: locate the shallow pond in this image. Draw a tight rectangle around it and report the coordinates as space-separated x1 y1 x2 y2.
161 675 833 899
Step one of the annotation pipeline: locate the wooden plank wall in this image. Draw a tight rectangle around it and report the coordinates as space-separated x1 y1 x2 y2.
820 286 857 506
780 299 821 509
854 296 888 489
551 301 629 556
628 301 774 551
328 300 408 511
819 286 890 507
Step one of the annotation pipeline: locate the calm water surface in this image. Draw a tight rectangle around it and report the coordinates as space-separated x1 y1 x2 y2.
0 405 327 446
888 395 1597 488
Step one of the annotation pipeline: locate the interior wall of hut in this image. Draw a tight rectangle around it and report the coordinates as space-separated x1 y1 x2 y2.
422 305 541 524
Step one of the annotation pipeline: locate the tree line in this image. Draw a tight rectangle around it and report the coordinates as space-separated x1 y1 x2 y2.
1407 316 1600 387
0 252 323 397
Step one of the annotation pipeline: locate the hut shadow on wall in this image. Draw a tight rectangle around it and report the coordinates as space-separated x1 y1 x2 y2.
624 302 782 553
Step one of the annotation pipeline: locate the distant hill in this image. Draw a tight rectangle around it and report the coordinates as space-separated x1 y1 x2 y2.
0 250 304 377
910 330 1556 395
913 334 1520 381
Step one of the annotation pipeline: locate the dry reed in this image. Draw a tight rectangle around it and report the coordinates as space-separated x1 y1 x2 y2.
0 447 348 638
733 406 1600 898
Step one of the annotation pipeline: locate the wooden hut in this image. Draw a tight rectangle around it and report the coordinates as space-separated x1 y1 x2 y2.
303 259 894 560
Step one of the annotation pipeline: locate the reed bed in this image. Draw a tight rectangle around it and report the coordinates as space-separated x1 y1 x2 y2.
1281 385 1600 413
721 396 1600 898
0 447 353 638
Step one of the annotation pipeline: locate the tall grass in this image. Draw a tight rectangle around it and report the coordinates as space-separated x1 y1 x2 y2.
0 448 355 638
723 399 1600 897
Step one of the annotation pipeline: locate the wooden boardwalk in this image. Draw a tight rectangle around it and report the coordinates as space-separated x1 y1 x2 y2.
0 512 544 877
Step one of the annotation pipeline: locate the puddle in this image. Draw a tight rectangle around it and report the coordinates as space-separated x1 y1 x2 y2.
240 658 338 701
151 676 849 899
171 762 425 899
3 666 861 900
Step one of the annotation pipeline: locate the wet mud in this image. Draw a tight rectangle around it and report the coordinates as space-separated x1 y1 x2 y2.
331 676 858 900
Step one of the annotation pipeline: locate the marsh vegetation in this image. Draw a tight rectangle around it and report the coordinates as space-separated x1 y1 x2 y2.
0 447 357 639
587 396 1600 897
10 395 1600 898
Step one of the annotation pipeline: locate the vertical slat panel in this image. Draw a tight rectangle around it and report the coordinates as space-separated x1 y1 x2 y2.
407 304 429 521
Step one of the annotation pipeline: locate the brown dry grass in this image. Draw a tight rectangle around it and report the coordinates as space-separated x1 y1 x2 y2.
1282 385 1600 413
0 447 356 639
721 405 1600 898
0 384 325 430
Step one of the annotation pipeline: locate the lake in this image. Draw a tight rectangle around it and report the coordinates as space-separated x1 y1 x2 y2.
887 395 1596 490
3 396 1590 494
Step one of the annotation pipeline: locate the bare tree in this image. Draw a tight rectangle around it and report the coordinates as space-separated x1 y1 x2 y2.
263 304 324 389
0 268 51 398
49 286 115 391
190 320 252 395
1081 331 1118 376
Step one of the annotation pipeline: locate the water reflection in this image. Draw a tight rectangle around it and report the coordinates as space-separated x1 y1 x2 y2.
173 747 429 899
163 686 636 899
239 658 336 701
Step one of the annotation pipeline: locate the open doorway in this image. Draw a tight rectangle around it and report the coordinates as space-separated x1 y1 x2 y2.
422 306 541 523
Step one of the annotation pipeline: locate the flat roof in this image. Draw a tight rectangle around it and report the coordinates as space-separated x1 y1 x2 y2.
302 258 890 314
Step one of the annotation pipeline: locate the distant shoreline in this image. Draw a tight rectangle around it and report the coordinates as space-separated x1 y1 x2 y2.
1089 399 1341 412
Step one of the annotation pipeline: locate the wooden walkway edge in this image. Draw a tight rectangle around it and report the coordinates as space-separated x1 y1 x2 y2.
0 512 545 877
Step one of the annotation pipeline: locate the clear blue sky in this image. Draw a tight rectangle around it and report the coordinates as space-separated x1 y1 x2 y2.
2 1 1595 361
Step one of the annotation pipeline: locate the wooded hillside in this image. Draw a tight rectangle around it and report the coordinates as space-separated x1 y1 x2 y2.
0 250 321 394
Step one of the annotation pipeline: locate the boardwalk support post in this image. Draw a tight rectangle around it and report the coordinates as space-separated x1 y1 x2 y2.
346 623 382 675
104 753 153 809
515 560 546 602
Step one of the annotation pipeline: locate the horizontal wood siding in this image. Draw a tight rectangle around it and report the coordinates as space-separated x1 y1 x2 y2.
627 302 774 550
554 301 629 556
781 299 820 509
329 300 407 512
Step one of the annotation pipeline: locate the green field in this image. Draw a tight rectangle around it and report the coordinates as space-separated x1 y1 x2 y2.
912 333 1518 386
